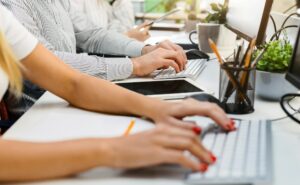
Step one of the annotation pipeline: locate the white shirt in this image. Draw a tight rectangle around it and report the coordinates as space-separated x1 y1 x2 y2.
72 0 135 33
0 5 38 101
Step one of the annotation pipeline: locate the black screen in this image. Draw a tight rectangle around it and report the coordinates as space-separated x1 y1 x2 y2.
291 41 300 79
287 27 300 89
116 80 203 96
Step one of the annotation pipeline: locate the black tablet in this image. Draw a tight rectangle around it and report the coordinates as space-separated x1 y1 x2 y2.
116 79 210 100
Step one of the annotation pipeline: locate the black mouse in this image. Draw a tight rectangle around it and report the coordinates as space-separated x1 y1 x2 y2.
186 49 210 60
189 93 225 110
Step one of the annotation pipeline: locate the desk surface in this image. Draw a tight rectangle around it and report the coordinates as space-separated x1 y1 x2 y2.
3 33 300 185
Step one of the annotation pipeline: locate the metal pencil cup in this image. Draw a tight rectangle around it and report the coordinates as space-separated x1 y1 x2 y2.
219 62 255 114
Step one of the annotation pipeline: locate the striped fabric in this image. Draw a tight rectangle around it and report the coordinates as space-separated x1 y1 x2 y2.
1 0 146 81
72 0 135 33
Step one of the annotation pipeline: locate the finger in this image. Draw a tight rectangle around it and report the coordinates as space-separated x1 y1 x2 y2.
164 136 213 164
159 41 185 71
159 59 180 73
141 28 151 37
162 150 199 171
154 125 213 162
159 49 184 72
137 21 151 29
166 117 196 130
182 99 232 131
165 40 187 66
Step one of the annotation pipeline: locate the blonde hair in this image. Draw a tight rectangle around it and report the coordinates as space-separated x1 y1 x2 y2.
0 32 22 96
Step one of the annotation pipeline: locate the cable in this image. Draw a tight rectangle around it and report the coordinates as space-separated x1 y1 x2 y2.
270 15 278 40
283 4 297 14
270 25 298 41
280 93 300 124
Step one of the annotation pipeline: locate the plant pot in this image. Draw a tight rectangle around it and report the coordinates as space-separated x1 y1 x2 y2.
256 70 298 101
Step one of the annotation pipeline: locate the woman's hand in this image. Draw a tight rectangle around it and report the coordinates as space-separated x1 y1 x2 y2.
131 47 186 76
149 98 235 131
103 124 216 172
142 40 187 71
126 22 151 42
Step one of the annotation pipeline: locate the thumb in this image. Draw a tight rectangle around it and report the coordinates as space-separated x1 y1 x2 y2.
137 21 151 29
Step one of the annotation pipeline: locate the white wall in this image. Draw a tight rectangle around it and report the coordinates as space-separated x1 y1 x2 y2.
273 0 295 12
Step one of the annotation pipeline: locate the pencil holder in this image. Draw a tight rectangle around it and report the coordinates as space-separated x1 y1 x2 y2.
219 62 256 114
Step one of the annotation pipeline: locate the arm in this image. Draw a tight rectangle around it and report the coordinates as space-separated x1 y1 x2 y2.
22 44 232 129
110 0 135 31
0 124 222 182
22 43 161 117
0 139 108 182
0 0 133 81
66 1 145 57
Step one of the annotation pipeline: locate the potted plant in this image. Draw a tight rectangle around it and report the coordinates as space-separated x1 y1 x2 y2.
189 2 228 53
255 36 298 100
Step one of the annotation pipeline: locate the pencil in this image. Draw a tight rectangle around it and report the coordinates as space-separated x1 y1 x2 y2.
240 38 256 88
123 120 135 136
208 39 223 64
208 39 252 107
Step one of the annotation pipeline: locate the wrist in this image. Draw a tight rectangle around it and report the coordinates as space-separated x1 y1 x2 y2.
141 45 155 55
93 139 116 167
131 58 142 76
139 98 169 122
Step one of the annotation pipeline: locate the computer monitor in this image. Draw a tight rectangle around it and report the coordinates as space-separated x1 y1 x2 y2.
225 0 274 46
286 26 300 89
297 0 300 9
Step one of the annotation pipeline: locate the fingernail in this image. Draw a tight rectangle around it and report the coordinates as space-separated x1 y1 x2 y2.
192 126 202 135
230 119 236 125
226 119 236 131
210 153 217 163
199 164 208 172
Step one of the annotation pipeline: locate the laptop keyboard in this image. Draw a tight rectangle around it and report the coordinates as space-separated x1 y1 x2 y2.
154 59 207 80
186 119 273 185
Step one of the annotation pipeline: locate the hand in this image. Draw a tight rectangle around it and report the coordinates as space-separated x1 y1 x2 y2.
149 98 235 131
126 22 151 42
104 124 216 171
142 40 187 71
131 48 184 76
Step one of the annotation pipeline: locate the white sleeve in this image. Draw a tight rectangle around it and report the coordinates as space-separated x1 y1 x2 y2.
0 5 38 60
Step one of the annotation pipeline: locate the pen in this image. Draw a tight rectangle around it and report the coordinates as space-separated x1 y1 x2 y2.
123 120 135 136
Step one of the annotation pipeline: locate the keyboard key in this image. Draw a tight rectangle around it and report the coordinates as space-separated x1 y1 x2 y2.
185 120 272 185
154 59 207 79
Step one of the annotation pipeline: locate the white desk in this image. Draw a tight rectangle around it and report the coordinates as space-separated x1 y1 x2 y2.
3 32 300 185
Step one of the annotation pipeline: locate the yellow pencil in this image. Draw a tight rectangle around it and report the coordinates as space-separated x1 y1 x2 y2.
123 120 135 136
208 38 224 64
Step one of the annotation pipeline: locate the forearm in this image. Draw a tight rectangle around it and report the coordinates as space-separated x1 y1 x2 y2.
22 44 163 120
0 139 111 182
53 51 133 81
68 74 163 118
76 30 145 57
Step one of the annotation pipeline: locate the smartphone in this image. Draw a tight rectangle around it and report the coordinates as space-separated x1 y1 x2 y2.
146 8 181 27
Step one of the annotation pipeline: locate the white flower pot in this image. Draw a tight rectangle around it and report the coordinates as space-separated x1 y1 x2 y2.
256 70 298 101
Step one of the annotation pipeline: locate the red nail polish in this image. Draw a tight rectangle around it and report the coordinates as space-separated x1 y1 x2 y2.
230 119 236 125
199 164 208 172
210 153 217 163
225 124 232 130
192 126 202 135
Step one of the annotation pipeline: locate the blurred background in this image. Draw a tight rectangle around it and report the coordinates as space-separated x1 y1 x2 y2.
132 0 297 14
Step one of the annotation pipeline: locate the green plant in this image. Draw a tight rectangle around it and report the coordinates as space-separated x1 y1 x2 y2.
255 38 293 73
163 0 180 12
204 3 228 24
